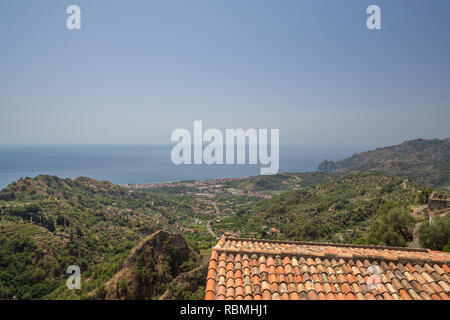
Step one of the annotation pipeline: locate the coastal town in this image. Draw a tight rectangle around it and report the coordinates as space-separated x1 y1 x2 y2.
123 177 277 242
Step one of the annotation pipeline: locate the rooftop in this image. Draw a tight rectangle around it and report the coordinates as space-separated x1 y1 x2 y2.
429 191 449 201
205 237 450 300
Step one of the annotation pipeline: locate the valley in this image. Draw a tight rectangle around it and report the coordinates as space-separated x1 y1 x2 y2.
0 138 448 300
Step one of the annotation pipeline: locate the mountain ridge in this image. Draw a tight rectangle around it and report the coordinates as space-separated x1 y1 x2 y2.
318 138 450 190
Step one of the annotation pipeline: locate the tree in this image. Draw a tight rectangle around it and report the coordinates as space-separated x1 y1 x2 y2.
419 188 433 204
48 221 56 232
419 215 450 251
368 207 415 247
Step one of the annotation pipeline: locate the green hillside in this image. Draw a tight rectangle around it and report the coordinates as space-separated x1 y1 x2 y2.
215 173 428 245
0 175 191 299
319 138 450 191
47 230 205 300
222 138 449 193
225 171 342 192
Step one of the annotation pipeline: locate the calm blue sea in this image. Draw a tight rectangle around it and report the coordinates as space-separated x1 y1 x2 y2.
0 145 367 189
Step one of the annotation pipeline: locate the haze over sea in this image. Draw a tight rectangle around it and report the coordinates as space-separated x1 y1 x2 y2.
0 145 373 189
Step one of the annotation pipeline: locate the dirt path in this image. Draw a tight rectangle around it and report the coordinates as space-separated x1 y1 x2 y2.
206 220 217 239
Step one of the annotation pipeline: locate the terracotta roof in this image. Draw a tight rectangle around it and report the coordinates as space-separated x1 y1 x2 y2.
205 237 450 300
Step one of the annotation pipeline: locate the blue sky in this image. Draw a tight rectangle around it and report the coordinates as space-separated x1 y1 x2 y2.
0 0 449 147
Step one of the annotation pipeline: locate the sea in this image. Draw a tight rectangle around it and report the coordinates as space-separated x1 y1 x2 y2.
0 145 370 189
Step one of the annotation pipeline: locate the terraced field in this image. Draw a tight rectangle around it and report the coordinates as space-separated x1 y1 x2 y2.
0 220 66 251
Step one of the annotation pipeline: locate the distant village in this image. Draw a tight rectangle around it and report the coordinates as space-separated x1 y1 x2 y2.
123 177 273 199
121 177 450 244
122 177 276 240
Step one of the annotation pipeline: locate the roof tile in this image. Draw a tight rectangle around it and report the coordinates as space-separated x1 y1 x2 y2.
438 292 449 300
289 292 299 300
205 237 450 300
206 278 216 293
281 292 290 300
307 291 318 300
262 290 271 300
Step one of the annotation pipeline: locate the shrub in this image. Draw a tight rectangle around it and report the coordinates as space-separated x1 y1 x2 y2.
419 215 450 251
368 207 415 247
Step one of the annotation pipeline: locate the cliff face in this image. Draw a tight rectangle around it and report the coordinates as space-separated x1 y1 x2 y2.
100 230 201 300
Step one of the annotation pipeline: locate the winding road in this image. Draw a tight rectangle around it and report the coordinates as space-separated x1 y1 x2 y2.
206 220 217 239
206 201 220 239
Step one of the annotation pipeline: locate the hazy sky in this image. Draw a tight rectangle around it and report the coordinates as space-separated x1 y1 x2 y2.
1 0 449 146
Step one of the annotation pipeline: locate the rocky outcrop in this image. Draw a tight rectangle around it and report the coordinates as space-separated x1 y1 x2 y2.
318 160 337 171
159 262 208 300
100 230 200 300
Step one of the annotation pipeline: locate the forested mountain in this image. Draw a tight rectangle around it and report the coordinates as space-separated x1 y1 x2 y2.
319 138 450 190
224 138 449 192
